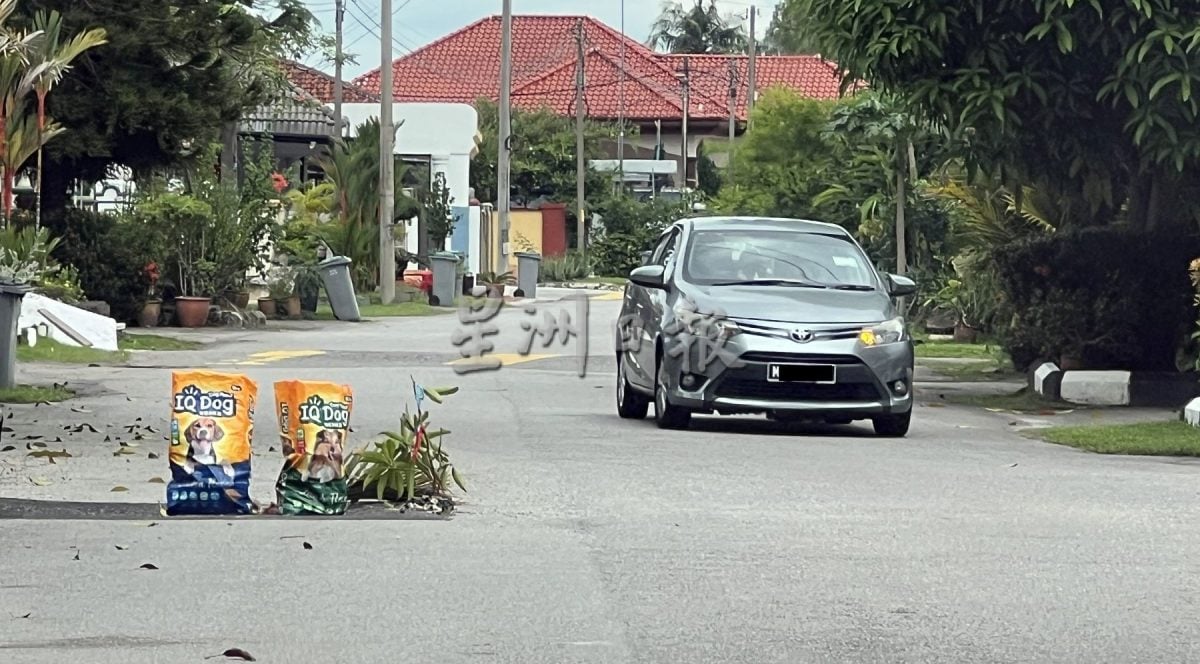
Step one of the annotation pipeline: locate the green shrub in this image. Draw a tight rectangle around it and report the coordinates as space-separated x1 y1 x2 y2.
993 227 1200 371
540 250 593 282
43 209 163 323
589 197 693 275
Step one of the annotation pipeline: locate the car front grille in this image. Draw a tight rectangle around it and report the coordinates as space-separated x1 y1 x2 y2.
738 351 863 365
714 378 880 402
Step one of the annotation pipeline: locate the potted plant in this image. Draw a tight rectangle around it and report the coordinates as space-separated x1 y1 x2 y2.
294 264 322 315
258 293 277 317
139 261 162 328
144 192 218 328
268 267 299 319
476 270 514 299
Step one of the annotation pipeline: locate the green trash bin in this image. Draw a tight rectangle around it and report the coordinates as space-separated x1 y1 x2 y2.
318 256 361 322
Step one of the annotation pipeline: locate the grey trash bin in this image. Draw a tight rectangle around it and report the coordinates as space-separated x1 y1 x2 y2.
429 252 460 307
318 256 361 322
516 252 541 298
0 283 31 390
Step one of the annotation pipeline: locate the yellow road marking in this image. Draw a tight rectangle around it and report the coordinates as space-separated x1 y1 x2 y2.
447 352 558 368
591 291 624 301
211 350 327 366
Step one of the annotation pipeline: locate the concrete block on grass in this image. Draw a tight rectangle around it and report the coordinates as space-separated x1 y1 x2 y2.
1184 398 1200 427
1060 371 1132 406
1033 362 1063 401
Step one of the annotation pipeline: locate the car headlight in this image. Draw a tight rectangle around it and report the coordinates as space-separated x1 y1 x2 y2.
673 305 742 340
858 318 906 347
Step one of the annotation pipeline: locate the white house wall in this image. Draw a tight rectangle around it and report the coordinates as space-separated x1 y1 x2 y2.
339 102 480 273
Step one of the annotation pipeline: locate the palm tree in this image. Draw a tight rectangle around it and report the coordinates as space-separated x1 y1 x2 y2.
0 0 46 226
648 0 748 55
29 11 106 230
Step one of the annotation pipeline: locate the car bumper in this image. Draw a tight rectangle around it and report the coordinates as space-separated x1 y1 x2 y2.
660 327 914 419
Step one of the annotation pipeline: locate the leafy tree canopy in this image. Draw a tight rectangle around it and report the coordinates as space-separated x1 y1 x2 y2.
797 0 1200 230
648 0 748 55
470 98 615 211
763 0 820 55
17 0 321 186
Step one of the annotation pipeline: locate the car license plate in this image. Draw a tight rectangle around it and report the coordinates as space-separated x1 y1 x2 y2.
767 363 836 383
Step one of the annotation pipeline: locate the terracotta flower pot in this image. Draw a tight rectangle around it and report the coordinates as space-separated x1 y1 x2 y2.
258 297 277 317
175 296 212 328
953 322 979 344
284 295 302 319
138 300 161 328
234 291 251 309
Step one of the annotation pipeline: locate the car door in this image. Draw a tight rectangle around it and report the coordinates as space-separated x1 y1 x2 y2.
633 226 683 387
623 227 679 389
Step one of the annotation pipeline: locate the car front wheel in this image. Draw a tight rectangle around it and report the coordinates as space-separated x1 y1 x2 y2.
654 360 691 430
872 409 911 437
616 353 649 419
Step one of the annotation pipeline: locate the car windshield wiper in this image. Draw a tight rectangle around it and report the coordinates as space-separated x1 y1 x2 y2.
830 284 877 291
709 279 829 288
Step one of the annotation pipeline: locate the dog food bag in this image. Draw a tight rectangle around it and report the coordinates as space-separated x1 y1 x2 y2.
167 371 258 516
274 380 353 515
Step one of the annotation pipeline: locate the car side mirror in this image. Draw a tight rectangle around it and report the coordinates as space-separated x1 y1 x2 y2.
887 274 917 297
639 250 653 266
629 264 666 289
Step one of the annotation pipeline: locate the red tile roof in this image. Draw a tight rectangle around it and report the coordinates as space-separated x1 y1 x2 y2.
281 60 377 104
349 15 851 122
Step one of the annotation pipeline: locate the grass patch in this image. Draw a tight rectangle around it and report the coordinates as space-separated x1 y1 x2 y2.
120 334 201 351
1036 421 1200 456
914 339 1000 359
922 359 1018 382
940 387 1074 413
17 339 127 364
0 384 75 404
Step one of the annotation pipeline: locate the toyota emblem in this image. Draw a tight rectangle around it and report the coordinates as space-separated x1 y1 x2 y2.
790 329 815 343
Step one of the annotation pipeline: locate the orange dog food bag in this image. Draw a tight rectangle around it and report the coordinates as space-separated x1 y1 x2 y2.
274 380 353 515
167 371 257 515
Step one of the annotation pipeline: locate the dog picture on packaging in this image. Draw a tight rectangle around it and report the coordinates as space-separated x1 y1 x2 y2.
168 371 257 515
274 380 352 515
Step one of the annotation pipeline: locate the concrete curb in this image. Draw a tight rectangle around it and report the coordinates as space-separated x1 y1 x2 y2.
1035 364 1200 408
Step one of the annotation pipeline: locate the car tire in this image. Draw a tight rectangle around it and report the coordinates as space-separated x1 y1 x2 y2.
654 360 691 430
872 410 911 437
616 354 649 419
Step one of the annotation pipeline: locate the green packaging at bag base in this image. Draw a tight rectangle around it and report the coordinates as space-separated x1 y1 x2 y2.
274 380 353 516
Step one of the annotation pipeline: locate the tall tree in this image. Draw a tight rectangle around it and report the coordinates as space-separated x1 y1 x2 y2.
798 0 1200 231
648 0 748 55
14 0 320 225
763 0 820 55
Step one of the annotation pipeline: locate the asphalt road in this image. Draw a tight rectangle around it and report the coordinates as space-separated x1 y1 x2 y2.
2 293 1199 663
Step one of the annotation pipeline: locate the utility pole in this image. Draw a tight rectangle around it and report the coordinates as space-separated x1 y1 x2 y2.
616 0 626 180
677 56 690 191
574 18 587 253
727 59 738 187
747 5 758 127
378 0 396 304
498 0 513 273
333 0 344 134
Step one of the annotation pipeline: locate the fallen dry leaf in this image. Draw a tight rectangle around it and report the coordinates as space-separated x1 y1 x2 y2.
139 563 159 570
72 550 80 561
148 477 165 484
147 452 160 460
302 541 313 550
70 406 91 414
111 486 128 492
29 477 51 486
0 445 14 452
25 441 46 449
17 612 31 618
113 447 138 457
114 545 127 551
206 648 257 661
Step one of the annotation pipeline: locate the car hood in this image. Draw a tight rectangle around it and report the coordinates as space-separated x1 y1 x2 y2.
683 284 895 324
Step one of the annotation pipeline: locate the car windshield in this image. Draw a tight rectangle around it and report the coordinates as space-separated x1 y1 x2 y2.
682 229 877 288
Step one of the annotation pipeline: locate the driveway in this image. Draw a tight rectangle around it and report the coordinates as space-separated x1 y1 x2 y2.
2 295 1197 663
